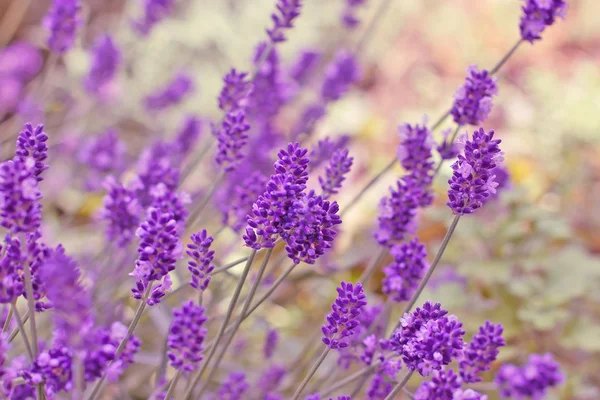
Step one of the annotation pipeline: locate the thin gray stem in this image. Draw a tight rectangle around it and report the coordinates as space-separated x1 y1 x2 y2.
22 261 38 355
8 311 28 342
490 39 522 75
341 158 396 218
211 256 251 275
359 247 387 284
350 373 370 397
163 370 182 400
183 250 257 399
384 370 415 400
292 347 331 400
354 0 394 54
74 352 84 400
186 170 225 229
320 360 382 397
10 304 33 360
195 248 274 397
2 307 12 332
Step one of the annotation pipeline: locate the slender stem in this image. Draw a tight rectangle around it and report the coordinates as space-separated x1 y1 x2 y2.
359 247 387 284
490 39 522 75
186 170 225 229
164 371 182 400
431 110 452 131
403 388 416 400
8 311 28 342
183 250 257 399
10 304 33 360
242 261 297 318
196 249 274 397
341 158 396 218
398 215 461 326
74 352 84 400
287 329 322 375
86 285 153 400
320 360 382 397
354 0 394 54
384 370 415 400
180 139 214 185
292 347 331 400
350 373 370 397
2 307 12 332
211 256 250 275
22 262 38 355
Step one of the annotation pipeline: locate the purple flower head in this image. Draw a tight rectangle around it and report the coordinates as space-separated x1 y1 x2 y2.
382 238 429 302
167 300 208 372
374 176 423 247
43 0 81 54
397 120 435 206
321 51 360 102
367 373 393 399
414 368 462 400
40 245 91 347
453 389 488 400
267 0 303 43
79 130 127 190
495 353 564 399
26 345 73 396
258 364 286 394
264 328 279 359
244 142 309 250
214 110 250 172
342 0 367 29
218 69 252 112
0 236 24 304
319 148 353 199
309 135 351 170
447 128 504 215
149 183 190 234
85 35 121 94
248 43 290 120
459 321 505 383
25 230 52 312
490 165 511 197
15 123 49 182
98 176 142 247
175 116 203 155
187 230 215 291
222 171 269 232
520 0 567 43
132 0 175 36
0 158 42 233
132 140 181 207
144 73 194 111
0 78 22 115
391 302 465 376
451 66 498 126
289 50 321 85
0 42 43 80
291 104 327 139
131 207 182 305
437 128 461 161
217 371 249 400
322 281 367 350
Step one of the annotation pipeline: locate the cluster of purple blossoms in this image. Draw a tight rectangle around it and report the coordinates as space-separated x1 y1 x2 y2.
452 389 488 400
447 128 504 215
264 328 279 359
322 281 367 349
309 135 351 170
216 371 249 400
186 230 215 291
321 51 361 103
341 0 367 29
319 149 353 199
397 120 435 206
26 345 73 396
98 176 142 247
214 110 251 171
414 369 486 400
382 238 429 302
495 353 564 399
0 236 23 304
25 230 52 311
459 321 505 383
167 301 208 372
437 128 462 161
0 158 43 233
43 0 81 54
520 0 567 43
130 207 182 305
249 43 290 120
258 364 286 395
222 171 269 232
374 176 423 247
367 373 393 399
289 50 321 85
84 35 121 94
267 0 303 43
16 123 49 182
132 0 175 36
391 302 465 376
244 142 309 250
144 73 194 111
218 69 252 113
79 130 127 190
451 66 498 126
175 116 203 155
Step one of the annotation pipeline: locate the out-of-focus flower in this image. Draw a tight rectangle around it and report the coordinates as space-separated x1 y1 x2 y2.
447 128 504 215
451 66 498 126
84 35 121 94
78 129 127 189
258 364 286 395
0 77 22 114
187 230 215 291
341 0 367 29
175 116 203 155
267 0 303 43
214 110 250 172
16 123 49 182
0 42 43 80
367 373 393 399
264 328 279 360
217 371 249 400
98 176 142 247
321 51 360 102
144 73 194 111
248 43 291 120
0 158 43 233
218 69 251 113
222 171 269 232
319 149 353 199
382 238 429 302
520 0 567 43
459 321 505 383
495 353 564 399
132 0 175 36
167 300 207 372
26 345 73 396
0 236 24 304
414 368 462 400
437 128 461 161
322 281 367 349
289 50 321 85
43 0 81 54
25 230 52 312
452 389 488 400
309 136 351 170
397 120 435 206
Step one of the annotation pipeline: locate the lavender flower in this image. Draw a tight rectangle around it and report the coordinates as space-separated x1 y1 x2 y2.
451 66 498 126
167 300 207 372
79 130 127 189
258 364 286 394
222 171 269 232
133 141 181 206
264 328 279 360
214 110 250 171
459 321 505 383
495 353 564 399
218 69 251 112
367 373 393 399
144 73 194 111
98 176 142 247
43 0 81 54
319 149 353 199
130 207 182 305
217 371 249 400
289 50 321 85
26 345 73 395
84 35 121 94
447 128 504 215
452 389 488 400
291 104 327 138
520 0 567 43
437 128 461 160
382 238 429 302
15 123 49 182
391 302 465 376
0 78 22 115
414 369 462 400
149 183 190 233
248 43 290 120
175 116 203 155
132 0 175 36
321 51 360 102
322 281 367 349
186 230 215 291
0 42 43 80
397 120 435 206
267 0 303 43
25 230 52 311
342 0 367 29
0 236 23 304
309 135 351 170
0 158 42 233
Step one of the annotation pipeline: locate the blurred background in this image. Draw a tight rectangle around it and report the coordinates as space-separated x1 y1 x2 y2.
1 0 599 398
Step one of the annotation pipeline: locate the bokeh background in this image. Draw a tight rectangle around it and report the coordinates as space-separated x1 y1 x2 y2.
1 0 599 398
